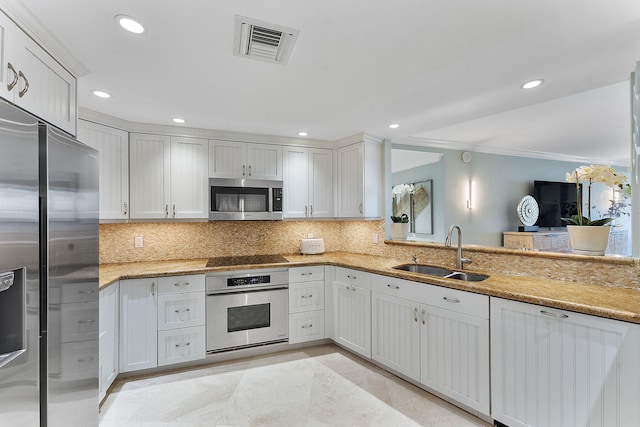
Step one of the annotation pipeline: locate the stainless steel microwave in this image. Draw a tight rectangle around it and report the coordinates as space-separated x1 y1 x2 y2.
209 178 283 220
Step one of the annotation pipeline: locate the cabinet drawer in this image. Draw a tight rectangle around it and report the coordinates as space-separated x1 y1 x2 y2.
372 275 424 301
289 281 325 313
334 267 371 289
59 301 100 343
289 311 325 344
289 266 325 283
158 274 205 295
50 281 98 304
158 293 205 330
158 326 205 366
422 286 489 319
60 340 99 381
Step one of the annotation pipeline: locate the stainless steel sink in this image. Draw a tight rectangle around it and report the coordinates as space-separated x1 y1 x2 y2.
392 264 489 282
393 264 454 277
442 271 489 282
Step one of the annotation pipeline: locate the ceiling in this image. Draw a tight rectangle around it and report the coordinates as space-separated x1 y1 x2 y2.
7 0 640 165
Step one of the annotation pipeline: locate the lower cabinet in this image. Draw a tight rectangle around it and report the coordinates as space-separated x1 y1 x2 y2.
371 275 490 417
288 266 326 344
332 267 372 358
99 282 119 402
491 297 640 427
119 274 205 373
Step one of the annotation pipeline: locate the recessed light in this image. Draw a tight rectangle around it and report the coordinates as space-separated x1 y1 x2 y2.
521 79 543 89
115 15 145 34
298 131 308 137
92 90 111 99
388 123 400 129
172 118 185 124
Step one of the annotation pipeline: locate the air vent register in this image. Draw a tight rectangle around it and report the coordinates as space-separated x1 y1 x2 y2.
234 15 300 65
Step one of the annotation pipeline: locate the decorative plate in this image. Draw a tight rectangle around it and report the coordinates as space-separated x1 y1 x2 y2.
517 195 539 226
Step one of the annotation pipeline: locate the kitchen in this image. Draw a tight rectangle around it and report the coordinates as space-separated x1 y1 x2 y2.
0 1 640 426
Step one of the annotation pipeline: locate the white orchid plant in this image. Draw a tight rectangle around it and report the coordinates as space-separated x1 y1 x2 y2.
391 184 414 223
564 165 628 226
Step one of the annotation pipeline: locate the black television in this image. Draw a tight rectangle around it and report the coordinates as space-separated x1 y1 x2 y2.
533 180 582 228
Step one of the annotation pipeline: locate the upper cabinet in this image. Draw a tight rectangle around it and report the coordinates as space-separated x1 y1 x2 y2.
130 133 208 219
0 12 77 134
283 146 333 218
336 135 383 218
209 140 282 180
77 120 129 221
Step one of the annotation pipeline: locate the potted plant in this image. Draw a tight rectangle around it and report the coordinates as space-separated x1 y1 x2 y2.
563 165 627 255
390 213 410 240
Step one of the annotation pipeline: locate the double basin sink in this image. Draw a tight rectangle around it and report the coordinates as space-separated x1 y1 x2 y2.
393 264 489 282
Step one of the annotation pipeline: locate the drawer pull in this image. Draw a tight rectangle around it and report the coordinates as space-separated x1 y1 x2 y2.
443 296 460 304
78 319 95 324
541 310 569 319
346 274 357 280
7 63 18 91
174 308 191 313
387 284 400 289
78 356 94 363
78 289 96 294
346 286 356 291
414 307 418 322
301 324 313 329
175 342 191 348
301 272 313 276
421 309 426 325
174 282 190 287
301 294 313 299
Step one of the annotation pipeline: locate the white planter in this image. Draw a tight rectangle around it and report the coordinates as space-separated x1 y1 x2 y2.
566 225 611 256
391 223 409 240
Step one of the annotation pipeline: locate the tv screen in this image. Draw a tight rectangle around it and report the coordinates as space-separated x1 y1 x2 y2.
533 180 582 227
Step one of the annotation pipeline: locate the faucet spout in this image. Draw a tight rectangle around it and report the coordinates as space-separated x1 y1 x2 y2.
445 225 471 269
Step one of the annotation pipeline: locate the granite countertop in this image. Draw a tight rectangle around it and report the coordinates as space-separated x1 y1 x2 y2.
99 251 640 324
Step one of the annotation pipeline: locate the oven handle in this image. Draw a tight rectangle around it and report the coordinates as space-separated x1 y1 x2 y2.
207 285 289 296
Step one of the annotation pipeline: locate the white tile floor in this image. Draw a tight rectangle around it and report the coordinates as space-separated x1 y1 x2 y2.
99 344 491 427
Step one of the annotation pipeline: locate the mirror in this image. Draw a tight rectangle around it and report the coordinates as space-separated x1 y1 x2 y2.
392 180 433 235
387 143 634 257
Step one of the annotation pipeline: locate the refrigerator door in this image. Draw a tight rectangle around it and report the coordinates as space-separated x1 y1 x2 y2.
44 125 99 426
0 102 40 425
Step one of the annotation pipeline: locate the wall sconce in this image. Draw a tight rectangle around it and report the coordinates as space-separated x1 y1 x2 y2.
466 179 474 209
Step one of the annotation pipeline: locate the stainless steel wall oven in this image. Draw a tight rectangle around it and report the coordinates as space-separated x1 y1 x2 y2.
206 268 288 353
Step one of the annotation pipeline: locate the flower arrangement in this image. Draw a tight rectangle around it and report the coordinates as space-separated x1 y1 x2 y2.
392 184 415 197
391 184 414 223
390 213 409 223
563 165 627 226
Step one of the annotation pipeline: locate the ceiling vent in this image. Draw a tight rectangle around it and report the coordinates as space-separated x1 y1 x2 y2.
234 16 300 65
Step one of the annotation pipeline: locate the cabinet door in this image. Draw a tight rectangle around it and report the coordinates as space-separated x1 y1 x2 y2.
421 304 490 417
99 283 119 402
77 121 129 220
491 297 640 427
14 33 77 135
170 137 208 218
247 143 282 180
208 140 246 178
309 148 333 217
0 12 17 102
337 143 363 217
283 146 310 218
371 292 420 381
332 282 371 358
119 278 157 372
129 133 171 219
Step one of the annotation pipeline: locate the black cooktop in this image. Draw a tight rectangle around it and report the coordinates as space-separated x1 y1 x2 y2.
206 254 289 268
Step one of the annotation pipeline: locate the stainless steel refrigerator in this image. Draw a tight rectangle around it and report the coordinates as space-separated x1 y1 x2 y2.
0 99 99 426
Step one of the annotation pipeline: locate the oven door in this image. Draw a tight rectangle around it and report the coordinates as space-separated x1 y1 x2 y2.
206 288 288 352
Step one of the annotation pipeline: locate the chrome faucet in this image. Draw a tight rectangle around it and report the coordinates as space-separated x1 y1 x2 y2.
445 225 472 269
412 254 418 264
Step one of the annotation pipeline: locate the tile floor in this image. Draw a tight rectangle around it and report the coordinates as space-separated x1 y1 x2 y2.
99 344 491 427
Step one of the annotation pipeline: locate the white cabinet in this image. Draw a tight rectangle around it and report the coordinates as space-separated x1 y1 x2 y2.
491 297 640 427
0 11 77 134
288 266 325 344
283 146 333 218
129 134 208 219
119 277 157 372
336 136 382 218
209 140 282 180
332 267 371 357
119 275 205 373
99 283 119 402
77 120 129 220
371 274 490 417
